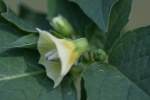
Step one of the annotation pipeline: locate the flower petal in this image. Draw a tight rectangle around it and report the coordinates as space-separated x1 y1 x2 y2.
36 28 86 87
37 28 79 77
57 39 79 76
37 28 63 87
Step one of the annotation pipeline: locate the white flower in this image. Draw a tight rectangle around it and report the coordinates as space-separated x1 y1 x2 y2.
36 28 88 87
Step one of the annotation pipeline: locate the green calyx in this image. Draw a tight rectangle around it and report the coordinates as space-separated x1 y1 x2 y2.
73 38 89 55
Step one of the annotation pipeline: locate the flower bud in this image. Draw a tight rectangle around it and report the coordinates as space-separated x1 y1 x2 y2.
51 15 75 36
95 49 108 63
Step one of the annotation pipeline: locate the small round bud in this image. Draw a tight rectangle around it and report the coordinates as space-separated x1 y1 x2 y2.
51 15 75 36
95 49 108 63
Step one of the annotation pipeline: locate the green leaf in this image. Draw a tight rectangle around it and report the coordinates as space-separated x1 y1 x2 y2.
47 0 92 33
105 0 132 50
0 0 6 13
83 63 150 100
0 0 6 22
109 26 150 95
0 56 76 100
0 23 17 33
19 4 50 30
84 24 106 49
1 9 37 33
0 24 32 53
0 29 20 53
71 0 119 32
84 0 133 50
9 34 38 49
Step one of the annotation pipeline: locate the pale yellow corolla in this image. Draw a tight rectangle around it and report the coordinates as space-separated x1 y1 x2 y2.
36 28 88 87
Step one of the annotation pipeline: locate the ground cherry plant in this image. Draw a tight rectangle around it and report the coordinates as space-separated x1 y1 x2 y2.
0 0 150 100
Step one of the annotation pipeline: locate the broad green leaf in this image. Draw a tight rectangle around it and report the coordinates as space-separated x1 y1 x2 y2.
109 26 150 95
0 23 18 33
84 24 106 49
71 0 119 32
0 29 19 53
19 4 50 30
47 0 92 33
9 34 38 49
0 23 29 54
0 0 6 22
105 0 132 50
0 0 6 13
1 9 37 33
83 63 150 100
0 56 76 100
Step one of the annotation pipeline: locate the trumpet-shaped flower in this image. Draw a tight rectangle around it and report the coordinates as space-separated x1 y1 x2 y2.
36 28 88 87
